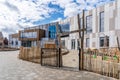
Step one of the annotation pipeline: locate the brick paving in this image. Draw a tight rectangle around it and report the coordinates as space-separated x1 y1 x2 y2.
0 51 118 80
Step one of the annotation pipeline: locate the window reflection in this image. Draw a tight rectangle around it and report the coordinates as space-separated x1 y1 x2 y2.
20 32 37 38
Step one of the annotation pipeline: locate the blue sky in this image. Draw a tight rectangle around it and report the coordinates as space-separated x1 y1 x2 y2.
0 0 115 37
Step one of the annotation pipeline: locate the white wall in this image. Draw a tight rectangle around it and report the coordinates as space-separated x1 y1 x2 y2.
59 0 120 50
9 37 21 48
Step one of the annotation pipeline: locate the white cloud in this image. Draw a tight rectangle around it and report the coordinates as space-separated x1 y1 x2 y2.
0 0 115 38
64 3 81 17
51 18 62 22
0 0 56 37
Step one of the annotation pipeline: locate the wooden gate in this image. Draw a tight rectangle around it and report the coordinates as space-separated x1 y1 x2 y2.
41 48 60 67
61 48 80 70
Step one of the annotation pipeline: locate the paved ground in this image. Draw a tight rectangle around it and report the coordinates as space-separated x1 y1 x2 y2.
0 51 118 80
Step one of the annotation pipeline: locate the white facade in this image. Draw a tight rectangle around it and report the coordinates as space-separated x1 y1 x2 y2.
61 0 120 50
9 34 21 48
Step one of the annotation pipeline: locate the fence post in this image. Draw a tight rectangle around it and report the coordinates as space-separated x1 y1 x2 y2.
41 48 43 66
58 48 62 67
79 48 81 70
117 57 119 79
117 70 119 79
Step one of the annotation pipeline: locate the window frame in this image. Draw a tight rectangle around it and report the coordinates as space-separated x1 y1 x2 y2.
61 40 65 47
99 11 104 32
71 39 76 50
99 37 104 47
86 15 92 34
86 38 90 48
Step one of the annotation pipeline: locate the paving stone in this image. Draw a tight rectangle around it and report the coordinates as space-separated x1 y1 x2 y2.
0 51 118 80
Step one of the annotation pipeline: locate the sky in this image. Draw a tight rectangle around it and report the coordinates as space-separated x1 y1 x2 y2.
0 0 115 37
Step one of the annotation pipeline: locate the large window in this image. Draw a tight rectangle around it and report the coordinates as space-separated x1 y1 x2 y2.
86 38 90 48
100 36 109 47
71 39 75 49
58 23 70 37
48 25 56 39
21 41 31 47
86 15 92 34
100 12 104 32
21 32 37 38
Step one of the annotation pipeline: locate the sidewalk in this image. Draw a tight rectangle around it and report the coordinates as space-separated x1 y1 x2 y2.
0 51 117 80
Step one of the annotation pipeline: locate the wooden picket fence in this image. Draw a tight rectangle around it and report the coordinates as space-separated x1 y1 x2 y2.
19 47 120 79
84 48 120 79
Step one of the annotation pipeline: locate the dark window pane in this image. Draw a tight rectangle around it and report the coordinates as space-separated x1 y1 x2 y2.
61 40 65 47
86 15 92 34
100 12 104 32
86 38 90 48
100 37 104 47
99 36 109 47
16 41 18 45
71 39 75 49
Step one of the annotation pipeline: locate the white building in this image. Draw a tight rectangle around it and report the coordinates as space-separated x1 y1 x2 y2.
9 33 21 48
61 0 120 50
17 0 120 50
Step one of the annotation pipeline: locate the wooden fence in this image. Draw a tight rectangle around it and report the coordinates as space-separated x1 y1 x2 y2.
84 48 120 79
19 47 41 63
19 47 120 79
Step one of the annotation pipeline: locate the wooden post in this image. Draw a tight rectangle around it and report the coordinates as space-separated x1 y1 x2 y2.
41 48 43 65
56 22 62 67
117 36 120 51
77 14 81 70
80 10 85 70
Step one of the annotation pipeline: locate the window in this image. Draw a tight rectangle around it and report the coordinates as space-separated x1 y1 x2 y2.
80 18 83 29
11 41 13 45
79 18 83 29
61 40 65 47
100 37 104 47
86 15 92 34
48 25 56 39
77 39 80 50
21 32 37 38
86 38 90 48
21 41 31 47
100 36 109 47
32 41 36 47
100 12 104 32
16 41 18 45
58 23 70 37
71 39 75 49
78 18 83 36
